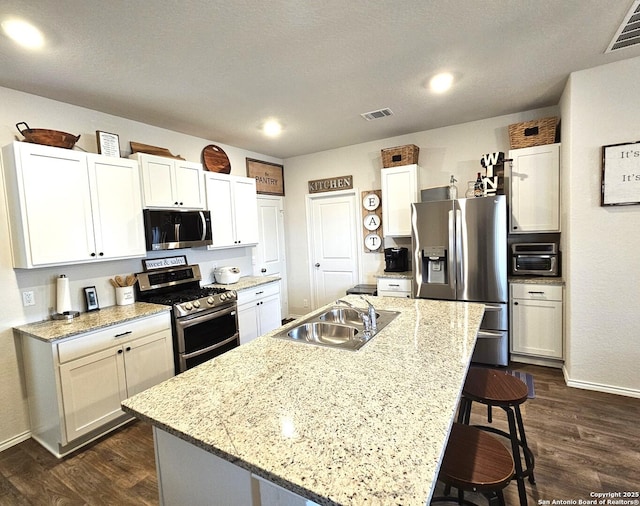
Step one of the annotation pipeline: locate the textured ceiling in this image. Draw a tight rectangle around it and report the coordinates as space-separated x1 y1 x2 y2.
1 0 639 159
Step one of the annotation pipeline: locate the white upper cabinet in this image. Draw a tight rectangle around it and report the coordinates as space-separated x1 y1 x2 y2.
2 142 145 268
86 154 147 260
132 153 205 209
509 143 560 233
381 164 420 237
204 173 259 248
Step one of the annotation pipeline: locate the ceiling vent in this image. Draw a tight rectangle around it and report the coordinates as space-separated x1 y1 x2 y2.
606 0 640 52
361 108 393 121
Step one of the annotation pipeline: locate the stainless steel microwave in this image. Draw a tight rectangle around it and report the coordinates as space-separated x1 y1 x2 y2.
511 243 559 276
143 209 213 251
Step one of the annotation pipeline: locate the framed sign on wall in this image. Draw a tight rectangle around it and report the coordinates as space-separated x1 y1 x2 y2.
246 158 285 196
602 141 640 206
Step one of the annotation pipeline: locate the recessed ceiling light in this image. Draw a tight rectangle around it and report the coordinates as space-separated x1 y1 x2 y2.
262 120 282 137
429 72 454 94
1 18 45 49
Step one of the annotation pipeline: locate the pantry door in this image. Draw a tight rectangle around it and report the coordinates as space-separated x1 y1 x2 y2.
255 196 288 318
307 190 361 309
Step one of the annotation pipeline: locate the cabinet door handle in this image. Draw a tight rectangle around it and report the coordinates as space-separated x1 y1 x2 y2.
261 268 267 273
114 330 132 338
315 263 320 268
514 301 519 305
125 346 131 352
117 349 124 354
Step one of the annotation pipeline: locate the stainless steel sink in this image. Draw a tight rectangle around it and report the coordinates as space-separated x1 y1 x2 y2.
319 307 379 326
287 322 362 350
273 305 399 351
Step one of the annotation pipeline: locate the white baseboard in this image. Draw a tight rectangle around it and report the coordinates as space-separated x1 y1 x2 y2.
0 430 30 452
563 368 640 399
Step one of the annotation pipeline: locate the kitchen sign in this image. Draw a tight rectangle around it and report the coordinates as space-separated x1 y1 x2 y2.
246 158 285 196
308 175 353 194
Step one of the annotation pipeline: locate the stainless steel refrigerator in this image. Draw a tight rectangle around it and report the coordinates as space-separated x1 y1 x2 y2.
411 195 508 366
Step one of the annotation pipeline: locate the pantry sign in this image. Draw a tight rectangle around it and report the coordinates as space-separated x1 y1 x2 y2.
308 175 353 194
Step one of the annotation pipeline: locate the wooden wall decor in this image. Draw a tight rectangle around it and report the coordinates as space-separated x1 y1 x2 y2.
246 158 285 196
308 175 353 193
361 190 383 253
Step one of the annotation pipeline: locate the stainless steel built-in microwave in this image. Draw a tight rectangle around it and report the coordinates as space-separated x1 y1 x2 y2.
511 243 559 276
143 209 213 251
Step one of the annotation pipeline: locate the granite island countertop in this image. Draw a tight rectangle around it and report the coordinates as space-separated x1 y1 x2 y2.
122 295 484 506
15 302 170 343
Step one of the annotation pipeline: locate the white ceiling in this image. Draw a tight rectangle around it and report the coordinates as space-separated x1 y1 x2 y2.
1 0 639 159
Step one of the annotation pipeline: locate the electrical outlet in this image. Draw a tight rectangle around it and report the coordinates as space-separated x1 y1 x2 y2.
22 291 35 307
303 299 309 308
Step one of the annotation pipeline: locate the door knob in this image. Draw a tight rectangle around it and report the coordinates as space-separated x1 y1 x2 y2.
315 263 320 268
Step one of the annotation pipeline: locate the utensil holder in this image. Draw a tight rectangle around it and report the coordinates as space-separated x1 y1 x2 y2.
115 286 135 306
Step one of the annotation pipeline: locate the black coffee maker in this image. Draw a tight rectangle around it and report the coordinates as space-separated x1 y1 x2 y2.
384 247 409 272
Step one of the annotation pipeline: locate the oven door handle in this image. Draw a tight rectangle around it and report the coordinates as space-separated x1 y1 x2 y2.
176 305 237 327
181 334 239 360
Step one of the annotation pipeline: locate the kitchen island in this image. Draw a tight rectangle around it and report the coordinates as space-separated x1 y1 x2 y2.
122 295 484 506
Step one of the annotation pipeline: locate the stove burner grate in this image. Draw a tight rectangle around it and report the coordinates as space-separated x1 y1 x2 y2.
146 287 229 306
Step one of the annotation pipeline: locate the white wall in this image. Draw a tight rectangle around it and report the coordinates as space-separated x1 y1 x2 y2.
560 58 640 396
0 86 283 447
283 106 559 316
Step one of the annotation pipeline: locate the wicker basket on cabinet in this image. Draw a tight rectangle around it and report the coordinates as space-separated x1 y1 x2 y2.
508 117 558 149
381 144 419 168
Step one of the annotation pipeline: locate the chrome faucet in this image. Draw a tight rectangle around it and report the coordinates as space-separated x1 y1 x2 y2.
335 298 377 334
359 296 377 332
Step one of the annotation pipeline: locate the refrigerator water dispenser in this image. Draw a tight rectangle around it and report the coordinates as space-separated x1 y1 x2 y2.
423 246 447 284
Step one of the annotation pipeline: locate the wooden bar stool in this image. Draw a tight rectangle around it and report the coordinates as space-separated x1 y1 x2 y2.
457 367 535 506
432 423 514 506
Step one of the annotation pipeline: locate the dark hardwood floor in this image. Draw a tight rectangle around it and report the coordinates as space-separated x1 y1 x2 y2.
1 364 638 505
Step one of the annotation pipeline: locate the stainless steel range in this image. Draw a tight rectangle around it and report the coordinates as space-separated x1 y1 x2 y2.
136 264 239 374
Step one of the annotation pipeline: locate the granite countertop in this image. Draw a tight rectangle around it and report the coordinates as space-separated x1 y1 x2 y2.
15 302 170 343
374 271 413 279
509 276 565 285
122 295 484 506
206 275 280 292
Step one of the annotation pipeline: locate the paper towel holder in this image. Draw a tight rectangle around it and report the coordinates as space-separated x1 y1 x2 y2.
52 310 80 320
52 274 80 320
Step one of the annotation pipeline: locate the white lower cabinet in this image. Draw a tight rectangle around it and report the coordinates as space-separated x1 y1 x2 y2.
237 282 282 345
510 283 563 365
154 428 319 506
377 277 412 298
22 312 173 457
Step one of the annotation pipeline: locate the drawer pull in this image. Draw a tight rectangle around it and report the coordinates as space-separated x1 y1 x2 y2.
255 291 264 295
114 330 133 338
528 291 545 295
389 284 400 287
